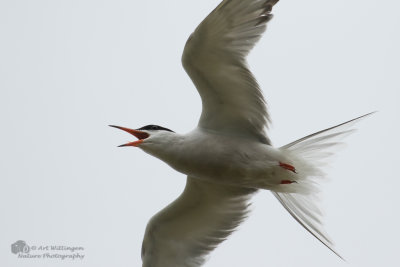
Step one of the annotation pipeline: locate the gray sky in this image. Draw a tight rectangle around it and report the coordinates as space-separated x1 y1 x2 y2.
1 0 399 266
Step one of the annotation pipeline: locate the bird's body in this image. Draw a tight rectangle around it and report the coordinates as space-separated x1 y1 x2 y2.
111 0 372 266
140 128 286 190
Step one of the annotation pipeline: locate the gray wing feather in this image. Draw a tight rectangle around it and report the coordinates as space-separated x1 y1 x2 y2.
182 0 280 143
141 177 256 267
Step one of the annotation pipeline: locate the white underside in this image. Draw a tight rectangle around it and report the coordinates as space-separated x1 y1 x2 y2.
140 113 372 266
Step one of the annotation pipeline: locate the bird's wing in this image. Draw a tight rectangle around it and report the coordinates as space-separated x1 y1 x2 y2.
141 177 256 267
182 0 279 144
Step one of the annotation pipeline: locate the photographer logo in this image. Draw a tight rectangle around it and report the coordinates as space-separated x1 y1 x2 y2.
10 240 85 260
11 240 30 254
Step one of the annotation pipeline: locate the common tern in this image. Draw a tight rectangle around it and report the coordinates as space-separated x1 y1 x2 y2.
110 0 372 266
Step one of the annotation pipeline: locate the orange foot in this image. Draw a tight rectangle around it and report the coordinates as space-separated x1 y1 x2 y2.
279 162 297 173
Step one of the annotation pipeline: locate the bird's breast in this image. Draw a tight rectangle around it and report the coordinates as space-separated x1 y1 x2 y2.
161 130 279 186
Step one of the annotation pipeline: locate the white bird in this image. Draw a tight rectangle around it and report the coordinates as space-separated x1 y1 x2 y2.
111 0 372 266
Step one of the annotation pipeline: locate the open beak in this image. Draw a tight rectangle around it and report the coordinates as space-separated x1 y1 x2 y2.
109 125 150 147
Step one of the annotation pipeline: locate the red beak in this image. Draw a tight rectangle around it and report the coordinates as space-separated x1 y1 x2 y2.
109 125 150 147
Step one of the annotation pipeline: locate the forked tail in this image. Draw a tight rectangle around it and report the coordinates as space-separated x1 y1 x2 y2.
274 112 374 259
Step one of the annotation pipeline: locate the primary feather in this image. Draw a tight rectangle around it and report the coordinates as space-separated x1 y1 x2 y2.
141 177 256 267
182 0 280 144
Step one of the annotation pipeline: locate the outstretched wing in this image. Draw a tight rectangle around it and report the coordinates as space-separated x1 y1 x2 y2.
141 177 256 267
182 0 280 144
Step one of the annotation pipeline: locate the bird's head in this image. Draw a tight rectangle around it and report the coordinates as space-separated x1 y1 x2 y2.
109 124 175 148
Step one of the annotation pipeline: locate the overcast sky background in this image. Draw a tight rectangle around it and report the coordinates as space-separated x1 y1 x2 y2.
1 0 399 266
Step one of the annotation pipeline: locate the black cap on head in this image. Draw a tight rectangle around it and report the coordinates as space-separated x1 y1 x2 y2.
138 125 174 132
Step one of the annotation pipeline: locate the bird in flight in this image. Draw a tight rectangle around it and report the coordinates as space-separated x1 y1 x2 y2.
110 0 372 266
